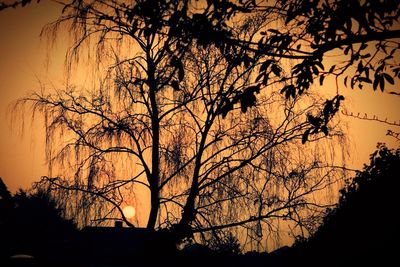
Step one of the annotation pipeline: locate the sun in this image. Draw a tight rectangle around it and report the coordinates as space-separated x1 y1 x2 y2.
122 206 136 219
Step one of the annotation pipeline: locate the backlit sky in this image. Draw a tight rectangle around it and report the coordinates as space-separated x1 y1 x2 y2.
0 1 399 193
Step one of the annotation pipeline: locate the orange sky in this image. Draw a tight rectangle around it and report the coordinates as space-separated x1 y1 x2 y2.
0 1 399 193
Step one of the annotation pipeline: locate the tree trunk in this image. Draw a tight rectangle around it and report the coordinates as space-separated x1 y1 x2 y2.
146 52 160 230
147 180 159 229
176 120 212 237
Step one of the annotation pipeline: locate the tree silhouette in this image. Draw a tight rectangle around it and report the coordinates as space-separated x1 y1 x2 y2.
252 1 400 141
8 0 359 248
0 177 11 201
0 179 76 263
279 144 400 266
4 0 399 138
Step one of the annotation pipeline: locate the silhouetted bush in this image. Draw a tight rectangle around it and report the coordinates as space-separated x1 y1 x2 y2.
0 180 76 265
287 144 400 267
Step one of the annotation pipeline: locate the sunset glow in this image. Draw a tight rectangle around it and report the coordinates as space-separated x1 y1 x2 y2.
123 206 136 219
0 1 399 265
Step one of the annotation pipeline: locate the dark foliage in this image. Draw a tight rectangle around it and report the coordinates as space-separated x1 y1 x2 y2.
274 0 400 142
0 179 76 265
0 178 11 200
273 144 400 266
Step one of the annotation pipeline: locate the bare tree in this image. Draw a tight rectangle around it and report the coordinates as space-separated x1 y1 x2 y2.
16 0 349 249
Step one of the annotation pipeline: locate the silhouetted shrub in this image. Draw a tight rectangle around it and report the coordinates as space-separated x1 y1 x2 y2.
291 144 400 266
0 180 76 264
